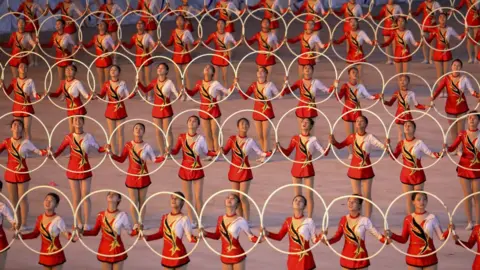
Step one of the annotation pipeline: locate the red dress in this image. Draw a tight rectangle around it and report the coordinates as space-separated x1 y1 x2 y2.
211 1 243 32
455 224 480 270
137 0 158 31
165 29 194 65
83 34 115 68
186 80 228 119
0 138 47 184
282 79 333 118
3 78 40 117
138 78 178 119
371 4 402 36
333 31 372 63
21 215 69 267
381 30 418 62
246 32 278 66
456 0 480 27
203 215 258 264
0 202 14 251
286 33 326 65
333 3 363 32
98 80 133 120
383 90 426 124
280 135 329 178
166 5 195 32
337 83 380 122
111 142 163 189
49 79 90 116
16 1 41 33
248 0 282 29
41 32 74 67
391 214 449 268
239 81 278 121
447 130 480 179
432 75 477 116
204 32 236 66
50 1 82 34
425 27 461 62
170 134 216 181
412 1 440 33
122 33 155 67
294 1 326 31
99 4 121 32
53 133 106 180
0 32 35 67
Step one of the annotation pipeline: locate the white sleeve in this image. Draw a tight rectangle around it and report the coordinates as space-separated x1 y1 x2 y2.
368 134 386 150
146 34 155 48
118 82 129 99
182 216 195 242
448 27 460 40
65 34 75 47
197 136 209 156
306 219 317 243
409 92 419 106
269 82 280 97
433 2 441 10
395 5 403 15
358 84 375 100
418 140 436 158
167 80 180 98
57 217 67 233
105 36 116 50
356 5 363 17
22 140 42 155
72 4 83 17
312 139 326 155
26 79 38 97
215 82 230 96
227 2 240 14
145 144 157 162
405 31 418 46
365 218 384 240
183 31 194 44
120 212 133 232
0 204 15 225
112 4 123 15
225 33 236 45
270 33 279 47
316 1 325 13
249 139 266 157
359 31 372 45
76 81 90 99
239 218 255 239
25 34 37 47
313 79 329 94
463 77 476 96
86 133 101 150
311 35 325 49
432 216 447 241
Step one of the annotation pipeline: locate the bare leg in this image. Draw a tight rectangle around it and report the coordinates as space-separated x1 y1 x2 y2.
292 177 301 196
138 187 148 223
424 264 437 270
304 177 314 218
255 121 265 151
472 179 480 224
222 263 232 270
262 121 271 152
384 36 392 63
210 117 220 152
344 121 354 155
474 29 480 62
402 184 414 214
23 116 32 140
434 61 442 81
112 261 124 270
110 31 118 64
96 67 106 86
116 120 125 157
221 66 228 87
52 264 63 270
18 182 29 228
298 65 303 79
127 188 140 225
233 260 245 270
201 119 214 151
239 181 251 221
403 62 409 73
106 119 117 155
459 177 474 224
397 124 403 142
69 179 83 225
153 118 165 155
68 118 74 133
395 62 401 74
265 66 273 82
357 65 363 84
447 118 456 145
182 180 194 221
6 183 19 226
145 66 152 101
231 182 242 217
163 117 173 152
182 65 190 101
467 27 474 62
101 262 112 270
361 179 373 218
193 179 204 220
422 37 429 62
81 178 92 226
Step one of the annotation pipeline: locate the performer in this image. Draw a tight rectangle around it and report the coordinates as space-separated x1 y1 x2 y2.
456 0 480 63
293 0 328 34
82 20 116 85
0 63 43 140
139 191 198 269
278 118 329 218
246 18 283 80
386 192 452 269
109 123 165 228
165 0 205 33
137 62 180 156
135 0 162 37
49 64 93 133
282 64 334 127
97 65 135 156
122 20 156 102
330 116 388 218
222 118 271 221
184 64 233 155
431 59 480 149
286 20 329 78
40 19 78 81
168 115 217 227
0 181 16 270
81 192 138 269
239 67 279 158
210 0 245 33
411 0 440 64
50 116 107 230
446 111 480 229
380 16 421 74
203 19 240 86
0 119 47 231
383 75 428 141
248 0 288 34
164 15 196 102
264 194 321 270
370 0 403 64
0 18 38 78
201 193 261 269
452 223 480 269
388 121 442 214
322 195 387 269
335 67 381 158
425 13 464 82
19 193 76 269
95 0 129 51
331 0 365 33
49 0 85 42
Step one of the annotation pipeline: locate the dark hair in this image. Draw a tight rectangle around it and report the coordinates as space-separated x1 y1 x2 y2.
176 15 186 21
46 193 60 206
134 122 146 131
452 58 463 68
206 64 216 77
231 193 241 209
411 192 428 201
261 18 271 25
304 118 315 129
158 62 170 74
304 64 315 71
56 19 66 26
10 119 25 131
401 74 410 84
174 191 185 209
404 120 416 131
217 18 226 25
237 118 250 127
396 16 406 24
111 65 121 73
348 67 359 74
108 192 122 206
97 20 108 28
67 64 78 73
18 18 26 24
0 181 3 191
293 195 307 208
75 116 85 123
357 115 369 125
137 19 145 25
468 110 480 120
188 115 200 125
351 194 364 206
258 66 269 75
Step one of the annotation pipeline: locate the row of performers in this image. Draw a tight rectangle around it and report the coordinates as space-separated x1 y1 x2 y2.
0 190 477 270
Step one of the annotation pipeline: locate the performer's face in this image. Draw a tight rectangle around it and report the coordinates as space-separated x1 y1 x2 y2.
136 21 145 32
348 69 358 82
204 65 214 77
397 18 406 29
133 124 145 137
237 119 249 133
187 117 199 129
301 118 312 130
110 66 120 78
17 20 25 32
65 66 76 78
468 114 479 128
55 21 64 32
306 21 314 33
176 17 185 28
11 121 24 137
257 68 267 82
107 192 120 205
292 196 306 210
225 194 239 208
451 61 461 76
157 64 167 75
98 22 107 33
261 19 270 32
355 117 367 130
107 0 114 4
349 19 358 30
412 194 427 209
303 65 313 78
398 76 408 88
347 197 361 211
217 20 226 33
388 0 394 4
438 14 446 26
170 195 184 209
44 195 57 210
18 63 27 76
73 117 84 128
403 121 415 135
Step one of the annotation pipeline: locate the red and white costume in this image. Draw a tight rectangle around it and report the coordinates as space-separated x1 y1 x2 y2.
0 138 47 183
21 214 70 267
266 216 320 270
333 2 363 32
337 82 380 122
412 1 441 33
432 74 478 116
185 80 230 119
166 5 199 32
99 3 124 32
204 32 237 66
0 32 36 67
390 213 449 268
49 78 91 116
333 30 373 63
203 215 259 264
136 0 160 31
2 77 40 117
143 213 197 268
170 133 216 181
52 133 106 180
165 29 195 65
222 136 269 182
294 0 326 31
240 81 279 121
282 79 331 118
333 133 385 180
473 31 480 61
122 33 155 67
371 4 403 36
328 215 385 269
98 80 132 120
16 1 43 33
0 202 15 251
211 0 243 32
246 32 279 66
287 33 327 65
381 30 420 62
83 211 134 264
50 1 83 34
41 32 75 67
248 0 284 29
390 139 440 185
138 78 179 119
111 141 163 189
447 129 480 179
455 224 480 270
383 90 426 124
83 34 115 68
425 27 462 62
456 0 480 27
280 135 329 178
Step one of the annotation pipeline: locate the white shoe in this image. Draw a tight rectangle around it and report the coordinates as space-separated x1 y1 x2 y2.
385 60 393 65
348 154 353 160
147 96 154 103
468 58 474 64
421 59 429 64
466 222 473 231
203 156 213 162
192 220 198 229
429 60 433 65
475 59 479 64
83 224 92 231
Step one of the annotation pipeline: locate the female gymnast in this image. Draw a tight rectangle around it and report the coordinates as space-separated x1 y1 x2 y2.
293 0 328 34
411 0 440 64
211 0 244 33
135 0 162 37
330 116 388 218
95 0 129 52
49 0 85 42
50 116 107 230
452 223 480 269
370 0 403 64
0 119 47 231
0 181 16 269
278 118 329 218
455 0 480 63
248 0 288 34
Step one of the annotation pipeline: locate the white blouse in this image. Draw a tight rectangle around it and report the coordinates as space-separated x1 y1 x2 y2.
108 211 133 234
136 33 155 52
201 80 230 98
351 31 373 46
347 216 384 241
95 35 115 51
59 2 83 19
161 214 195 242
352 133 386 154
293 217 318 242
346 83 377 100
140 0 161 13
106 80 129 100
55 33 75 50
304 34 326 50
63 79 90 99
300 135 328 157
220 216 255 239
397 140 437 160
344 3 363 17
178 30 194 45
451 75 476 96
11 139 45 157
254 81 279 99
69 133 101 154
304 0 325 15
132 142 157 162
10 78 38 98
190 135 209 157
229 137 266 157
154 79 179 99
394 90 421 109
412 213 448 241
0 202 14 227
42 215 67 238
301 79 330 96
396 30 418 47
263 32 279 49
